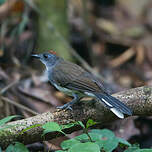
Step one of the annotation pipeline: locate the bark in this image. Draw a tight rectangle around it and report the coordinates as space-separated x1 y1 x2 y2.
0 86 152 149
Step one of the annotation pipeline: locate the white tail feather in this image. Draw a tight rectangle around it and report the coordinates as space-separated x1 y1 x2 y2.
110 108 124 119
102 98 112 107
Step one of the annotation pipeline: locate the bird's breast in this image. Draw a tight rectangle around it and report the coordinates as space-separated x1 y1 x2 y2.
53 83 73 96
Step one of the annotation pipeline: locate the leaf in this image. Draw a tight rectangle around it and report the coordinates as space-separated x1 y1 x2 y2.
68 142 100 152
42 122 61 131
77 121 85 129
74 132 102 142
86 119 97 129
124 144 140 152
14 142 29 152
87 132 102 141
91 129 115 140
42 122 65 136
0 115 20 126
6 144 14 152
61 124 75 130
20 124 42 134
91 129 119 152
96 138 118 152
61 122 77 130
6 142 29 152
117 137 131 147
60 121 85 130
74 133 89 142
61 121 85 130
61 138 80 150
0 0 5 5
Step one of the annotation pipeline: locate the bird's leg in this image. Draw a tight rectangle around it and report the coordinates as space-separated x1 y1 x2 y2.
57 93 82 110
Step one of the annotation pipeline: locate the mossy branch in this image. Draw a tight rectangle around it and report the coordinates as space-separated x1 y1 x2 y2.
0 86 152 149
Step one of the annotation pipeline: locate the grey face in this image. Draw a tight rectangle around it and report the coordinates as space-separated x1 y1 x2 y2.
32 52 59 68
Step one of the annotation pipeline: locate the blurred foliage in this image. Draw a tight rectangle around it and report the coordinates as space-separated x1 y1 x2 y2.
0 0 5 5
35 0 73 61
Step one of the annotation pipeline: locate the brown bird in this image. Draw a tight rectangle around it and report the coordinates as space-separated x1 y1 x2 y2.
32 51 132 119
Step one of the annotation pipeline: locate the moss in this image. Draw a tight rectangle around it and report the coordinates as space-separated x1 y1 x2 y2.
0 129 14 148
143 86 152 102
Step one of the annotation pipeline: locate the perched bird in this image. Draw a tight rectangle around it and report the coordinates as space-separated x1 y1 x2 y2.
32 51 132 118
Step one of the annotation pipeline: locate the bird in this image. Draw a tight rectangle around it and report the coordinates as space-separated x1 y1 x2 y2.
32 51 132 119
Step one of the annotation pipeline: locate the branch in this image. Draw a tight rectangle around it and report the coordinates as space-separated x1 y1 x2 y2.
0 86 152 149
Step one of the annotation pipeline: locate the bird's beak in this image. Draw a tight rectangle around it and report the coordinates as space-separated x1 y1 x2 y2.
31 54 40 59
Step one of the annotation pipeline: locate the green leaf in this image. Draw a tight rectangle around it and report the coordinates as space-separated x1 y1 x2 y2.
6 142 29 152
96 138 118 152
117 137 131 147
42 122 65 136
74 133 90 142
61 138 80 150
0 115 20 126
6 144 14 152
87 132 102 141
91 129 115 140
91 129 119 152
124 144 140 152
61 122 77 130
77 121 85 129
61 123 75 130
14 142 29 152
20 124 42 134
0 0 5 5
42 122 61 132
56 150 66 152
74 132 102 142
68 142 100 152
61 121 85 130
86 119 97 129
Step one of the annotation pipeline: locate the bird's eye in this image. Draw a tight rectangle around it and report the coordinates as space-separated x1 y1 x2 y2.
43 54 48 59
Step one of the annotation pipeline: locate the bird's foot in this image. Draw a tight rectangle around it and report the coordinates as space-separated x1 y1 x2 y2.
57 94 82 111
57 103 73 111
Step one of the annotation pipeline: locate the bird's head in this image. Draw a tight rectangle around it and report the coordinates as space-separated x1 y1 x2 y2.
32 50 60 69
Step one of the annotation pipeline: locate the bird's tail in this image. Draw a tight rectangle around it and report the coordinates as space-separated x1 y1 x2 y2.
94 92 132 119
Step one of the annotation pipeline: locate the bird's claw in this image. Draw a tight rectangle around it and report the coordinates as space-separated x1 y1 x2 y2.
57 105 73 111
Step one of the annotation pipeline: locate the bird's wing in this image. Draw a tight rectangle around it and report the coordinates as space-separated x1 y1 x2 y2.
51 60 104 93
